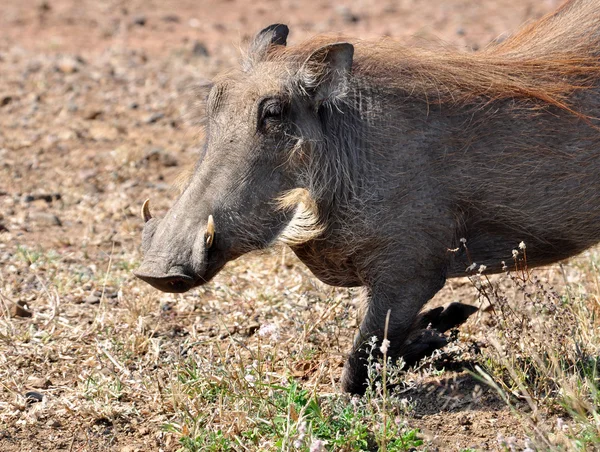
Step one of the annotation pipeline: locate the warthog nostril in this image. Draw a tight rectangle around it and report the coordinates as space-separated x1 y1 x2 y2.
133 270 195 293
167 278 190 292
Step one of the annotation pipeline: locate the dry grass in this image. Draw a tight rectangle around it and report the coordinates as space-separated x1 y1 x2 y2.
3 232 600 451
1 1 599 449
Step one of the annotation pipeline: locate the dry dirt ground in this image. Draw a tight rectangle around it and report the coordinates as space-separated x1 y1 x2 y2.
0 0 586 451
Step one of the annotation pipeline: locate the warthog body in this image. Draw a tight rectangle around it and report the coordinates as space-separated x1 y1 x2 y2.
135 0 600 394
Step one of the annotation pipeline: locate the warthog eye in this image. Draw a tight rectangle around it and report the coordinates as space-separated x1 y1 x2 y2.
258 97 284 132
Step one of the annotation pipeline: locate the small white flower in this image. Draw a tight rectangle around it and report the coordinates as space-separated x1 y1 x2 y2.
519 241 526 250
466 262 477 272
380 338 390 354
310 440 326 452
460 237 467 244
258 323 279 339
244 374 256 386
512 249 519 258
297 420 307 436
478 264 487 273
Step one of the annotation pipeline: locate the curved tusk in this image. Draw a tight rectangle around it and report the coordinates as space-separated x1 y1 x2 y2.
205 214 215 248
141 199 152 223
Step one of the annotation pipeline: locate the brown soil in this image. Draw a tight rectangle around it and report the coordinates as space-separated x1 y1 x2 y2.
0 0 571 451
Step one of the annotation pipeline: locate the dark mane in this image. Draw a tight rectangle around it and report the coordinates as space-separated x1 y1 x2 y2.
267 0 600 113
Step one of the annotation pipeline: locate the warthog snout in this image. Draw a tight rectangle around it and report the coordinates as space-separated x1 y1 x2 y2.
134 199 225 293
134 269 196 293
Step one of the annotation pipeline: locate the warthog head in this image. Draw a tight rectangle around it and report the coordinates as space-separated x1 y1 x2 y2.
134 24 353 292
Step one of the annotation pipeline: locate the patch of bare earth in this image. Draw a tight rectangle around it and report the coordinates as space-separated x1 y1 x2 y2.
0 0 591 451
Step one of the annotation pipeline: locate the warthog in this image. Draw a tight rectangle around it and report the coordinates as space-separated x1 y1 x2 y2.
135 0 600 394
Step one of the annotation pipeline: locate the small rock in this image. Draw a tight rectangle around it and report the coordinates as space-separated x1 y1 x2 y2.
38 1 51 12
27 376 52 389
25 391 43 404
47 419 62 428
336 6 360 23
458 414 472 426
10 300 32 318
85 295 100 305
120 446 140 452
161 14 180 23
83 109 103 120
144 112 164 124
23 193 61 203
192 41 209 57
89 124 119 141
56 57 79 74
142 147 178 167
29 212 62 226
132 15 147 26
0 223 7 233
1 95 13 107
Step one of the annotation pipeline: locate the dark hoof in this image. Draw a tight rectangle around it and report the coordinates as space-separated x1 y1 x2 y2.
419 302 478 333
401 328 448 367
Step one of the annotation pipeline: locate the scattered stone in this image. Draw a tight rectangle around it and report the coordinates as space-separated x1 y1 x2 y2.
458 414 472 426
10 300 32 318
336 6 360 23
56 57 80 74
89 124 119 141
29 212 62 226
46 419 62 428
244 323 260 336
24 391 43 404
0 223 7 233
144 112 164 124
120 446 141 452
142 147 178 167
132 15 147 26
38 1 51 12
85 295 100 304
83 109 103 120
27 376 52 389
192 41 209 57
1 95 13 106
23 193 61 203
161 14 180 23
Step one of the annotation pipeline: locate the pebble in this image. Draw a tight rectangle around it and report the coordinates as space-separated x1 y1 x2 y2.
161 14 180 23
29 212 62 226
85 295 100 304
336 6 360 23
24 391 43 404
132 15 147 26
56 57 79 74
23 193 61 203
27 376 52 389
144 112 165 124
10 301 32 318
192 41 210 57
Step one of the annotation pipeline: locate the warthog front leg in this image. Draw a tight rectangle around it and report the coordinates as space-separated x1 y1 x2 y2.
341 275 477 395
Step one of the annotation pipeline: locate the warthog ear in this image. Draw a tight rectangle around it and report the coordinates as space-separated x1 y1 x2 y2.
300 42 354 106
248 24 289 63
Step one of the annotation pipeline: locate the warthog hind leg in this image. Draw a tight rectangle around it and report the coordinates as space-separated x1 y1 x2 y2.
341 276 477 394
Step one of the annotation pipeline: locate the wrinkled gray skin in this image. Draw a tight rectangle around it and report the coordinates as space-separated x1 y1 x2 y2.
136 19 600 394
